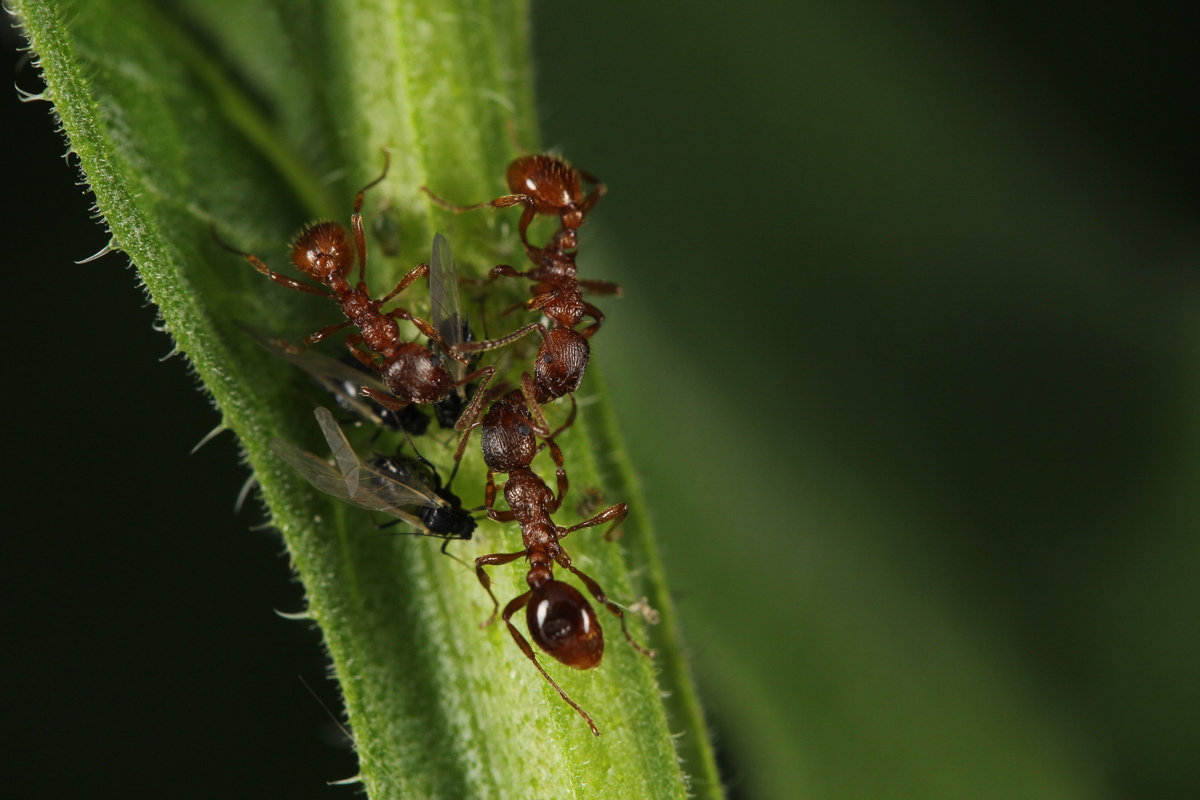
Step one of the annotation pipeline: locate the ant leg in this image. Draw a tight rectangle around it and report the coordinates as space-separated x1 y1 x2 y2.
377 262 430 306
576 169 607 212
361 386 409 412
453 366 497 432
490 263 533 281
453 417 481 460
453 323 543 359
535 428 569 514
560 502 628 541
350 153 391 284
516 203 539 252
531 395 580 460
483 469 516 523
518 372 552 437
556 554 654 659
500 590 600 736
532 395 576 468
548 394 578 442
525 284 562 314
474 550 527 626
388 307 472 367
579 302 606 339
421 186 530 214
210 223 330 298
342 334 380 371
578 279 622 296
303 318 354 347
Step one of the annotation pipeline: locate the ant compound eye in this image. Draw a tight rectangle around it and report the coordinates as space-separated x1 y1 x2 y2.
527 581 603 669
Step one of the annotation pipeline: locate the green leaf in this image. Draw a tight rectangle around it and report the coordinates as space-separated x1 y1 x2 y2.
13 0 722 797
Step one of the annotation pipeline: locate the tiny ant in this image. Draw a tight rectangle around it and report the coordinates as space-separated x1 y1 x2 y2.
271 407 474 549
422 154 604 253
213 156 496 425
466 390 652 735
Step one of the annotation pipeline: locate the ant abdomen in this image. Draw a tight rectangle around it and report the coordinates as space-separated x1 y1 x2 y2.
527 580 604 669
533 328 590 401
291 222 354 281
381 345 455 404
479 398 539 472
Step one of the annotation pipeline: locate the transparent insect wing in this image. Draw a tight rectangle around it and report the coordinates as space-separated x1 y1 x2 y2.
271 426 442 530
270 436 362 502
239 323 392 427
313 407 445 511
272 438 431 530
429 233 466 381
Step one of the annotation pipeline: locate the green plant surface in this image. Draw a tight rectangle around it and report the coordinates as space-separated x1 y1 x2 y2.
530 5 1200 799
12 1 720 797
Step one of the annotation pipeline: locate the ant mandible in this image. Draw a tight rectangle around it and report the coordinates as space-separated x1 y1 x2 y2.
421 154 604 254
466 389 652 735
214 155 495 425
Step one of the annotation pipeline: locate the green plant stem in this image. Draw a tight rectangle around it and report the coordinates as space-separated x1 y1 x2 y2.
13 0 723 797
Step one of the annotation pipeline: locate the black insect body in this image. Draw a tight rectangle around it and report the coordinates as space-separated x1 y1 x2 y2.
272 407 474 546
370 451 475 541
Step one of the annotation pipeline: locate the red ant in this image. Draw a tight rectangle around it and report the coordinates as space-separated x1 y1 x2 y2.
467 389 653 735
445 237 623 442
214 156 495 424
422 154 604 254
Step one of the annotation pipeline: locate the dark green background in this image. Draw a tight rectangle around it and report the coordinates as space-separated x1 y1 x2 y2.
5 2 1197 798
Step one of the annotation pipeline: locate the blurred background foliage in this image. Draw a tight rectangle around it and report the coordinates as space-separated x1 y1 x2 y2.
5 1 1197 798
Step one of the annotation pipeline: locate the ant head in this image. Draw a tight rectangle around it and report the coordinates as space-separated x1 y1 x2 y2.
292 222 354 283
508 155 581 208
526 579 603 669
534 328 590 401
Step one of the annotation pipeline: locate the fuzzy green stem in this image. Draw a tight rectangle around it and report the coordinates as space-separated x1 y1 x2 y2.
13 0 723 797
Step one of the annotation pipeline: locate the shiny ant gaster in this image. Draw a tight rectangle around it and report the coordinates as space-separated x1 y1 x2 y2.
468 389 652 735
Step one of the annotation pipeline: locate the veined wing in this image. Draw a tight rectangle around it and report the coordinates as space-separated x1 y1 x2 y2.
312 408 445 510
238 322 393 427
270 408 445 523
429 233 467 382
